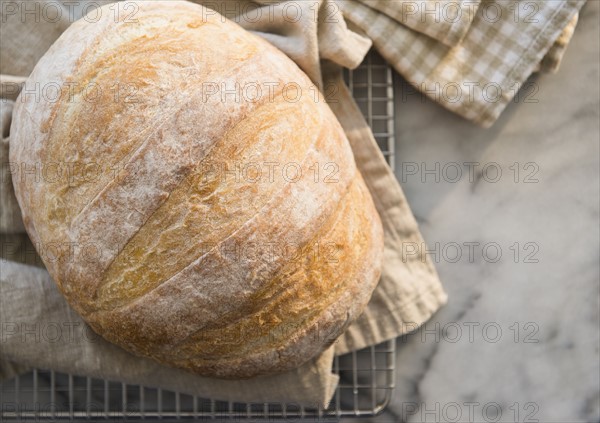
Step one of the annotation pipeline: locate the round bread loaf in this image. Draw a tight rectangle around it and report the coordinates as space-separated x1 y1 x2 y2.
9 1 384 378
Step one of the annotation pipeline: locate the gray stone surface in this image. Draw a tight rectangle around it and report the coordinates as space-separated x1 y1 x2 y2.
347 2 599 422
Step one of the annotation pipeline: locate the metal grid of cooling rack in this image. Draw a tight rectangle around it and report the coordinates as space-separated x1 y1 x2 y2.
0 49 397 420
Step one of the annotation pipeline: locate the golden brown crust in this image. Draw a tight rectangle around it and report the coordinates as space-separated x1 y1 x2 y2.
10 1 384 378
95 91 324 312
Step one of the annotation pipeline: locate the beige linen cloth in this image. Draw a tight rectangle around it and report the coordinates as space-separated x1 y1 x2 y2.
0 0 584 408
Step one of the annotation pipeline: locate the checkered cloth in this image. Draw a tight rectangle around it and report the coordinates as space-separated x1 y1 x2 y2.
536 12 579 73
341 0 585 127
359 0 483 46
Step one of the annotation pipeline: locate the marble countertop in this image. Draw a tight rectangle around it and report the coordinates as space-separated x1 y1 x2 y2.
356 2 599 422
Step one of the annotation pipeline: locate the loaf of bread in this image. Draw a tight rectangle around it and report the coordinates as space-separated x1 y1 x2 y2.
9 1 384 378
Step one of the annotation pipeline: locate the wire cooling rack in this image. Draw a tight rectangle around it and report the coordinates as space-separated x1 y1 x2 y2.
0 49 397 421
